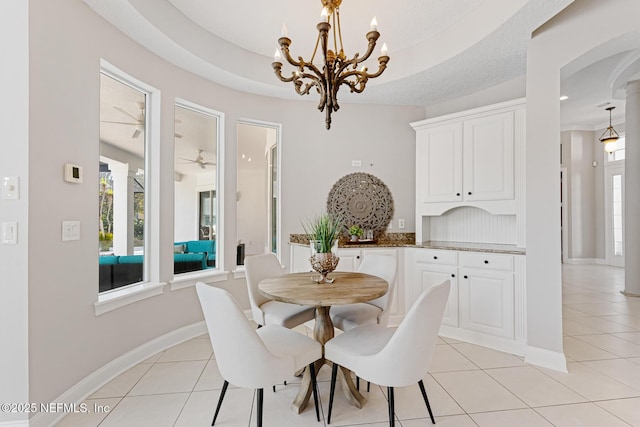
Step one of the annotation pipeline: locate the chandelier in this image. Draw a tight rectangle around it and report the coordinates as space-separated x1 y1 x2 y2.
599 106 620 153
272 0 389 130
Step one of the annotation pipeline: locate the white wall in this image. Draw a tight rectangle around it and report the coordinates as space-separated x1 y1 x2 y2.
525 0 640 366
563 130 598 259
25 0 424 407
0 1 29 424
174 174 198 242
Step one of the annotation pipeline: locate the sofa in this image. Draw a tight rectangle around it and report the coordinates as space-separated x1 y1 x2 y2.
99 240 216 292
174 240 216 267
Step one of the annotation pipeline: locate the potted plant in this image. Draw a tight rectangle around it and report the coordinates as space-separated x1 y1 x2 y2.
301 213 343 283
348 225 364 241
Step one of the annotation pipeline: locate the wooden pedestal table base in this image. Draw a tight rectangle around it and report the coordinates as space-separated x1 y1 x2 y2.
292 307 364 413
258 272 388 415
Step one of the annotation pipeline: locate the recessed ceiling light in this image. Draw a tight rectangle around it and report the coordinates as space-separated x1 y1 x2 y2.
559 95 568 101
241 154 246 159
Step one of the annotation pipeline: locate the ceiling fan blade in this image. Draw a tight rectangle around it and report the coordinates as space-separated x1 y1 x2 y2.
202 161 216 166
100 120 138 125
177 157 195 162
114 106 142 123
131 128 141 139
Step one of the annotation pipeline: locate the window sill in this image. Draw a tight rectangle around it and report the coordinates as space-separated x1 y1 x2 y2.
170 269 230 291
95 282 167 316
232 266 246 279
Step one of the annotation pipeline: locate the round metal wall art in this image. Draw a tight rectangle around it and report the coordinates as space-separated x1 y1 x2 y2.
326 172 394 234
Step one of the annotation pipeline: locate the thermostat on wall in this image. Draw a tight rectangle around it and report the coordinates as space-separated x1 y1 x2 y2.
64 163 83 183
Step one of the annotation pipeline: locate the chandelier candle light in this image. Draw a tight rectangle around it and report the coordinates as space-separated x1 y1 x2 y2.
272 0 389 130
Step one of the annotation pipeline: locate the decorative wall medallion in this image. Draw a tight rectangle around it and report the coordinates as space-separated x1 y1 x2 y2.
326 172 394 234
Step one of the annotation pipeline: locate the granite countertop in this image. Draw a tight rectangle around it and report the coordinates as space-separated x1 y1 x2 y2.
411 241 525 255
289 233 415 248
289 234 524 254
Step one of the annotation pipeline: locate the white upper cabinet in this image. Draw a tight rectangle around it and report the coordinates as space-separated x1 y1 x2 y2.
463 111 514 202
416 122 463 203
412 99 524 216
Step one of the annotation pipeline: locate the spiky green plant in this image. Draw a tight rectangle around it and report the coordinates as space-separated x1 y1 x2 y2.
301 213 343 253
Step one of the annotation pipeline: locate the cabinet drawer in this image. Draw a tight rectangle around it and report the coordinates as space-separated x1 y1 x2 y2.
415 249 457 265
459 252 513 271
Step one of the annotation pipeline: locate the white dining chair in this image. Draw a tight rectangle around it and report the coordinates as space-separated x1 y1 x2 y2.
245 253 316 329
325 280 451 426
195 283 322 426
330 254 397 392
330 254 397 332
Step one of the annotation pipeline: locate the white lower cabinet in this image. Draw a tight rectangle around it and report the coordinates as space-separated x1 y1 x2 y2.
458 267 514 339
413 262 459 327
407 247 523 354
335 248 363 272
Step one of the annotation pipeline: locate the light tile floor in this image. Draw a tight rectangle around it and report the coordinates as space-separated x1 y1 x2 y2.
57 264 640 426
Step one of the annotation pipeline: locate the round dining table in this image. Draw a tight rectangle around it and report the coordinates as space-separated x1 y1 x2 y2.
259 271 388 414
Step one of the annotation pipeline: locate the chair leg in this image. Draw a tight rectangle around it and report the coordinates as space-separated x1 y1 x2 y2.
327 363 339 424
309 363 320 422
272 385 276 393
388 386 395 427
211 380 229 426
418 380 435 424
256 388 263 427
367 381 370 392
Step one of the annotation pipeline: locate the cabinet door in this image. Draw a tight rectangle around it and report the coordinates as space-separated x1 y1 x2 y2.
335 248 362 272
459 267 514 338
463 111 514 201
290 244 313 273
416 122 463 204
413 262 458 327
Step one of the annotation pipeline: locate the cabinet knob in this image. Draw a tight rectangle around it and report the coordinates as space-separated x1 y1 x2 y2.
484 260 489 264
468 191 472 195
356 255 360 259
456 193 461 196
433 256 438 260
451 273 455 278
463 275 468 279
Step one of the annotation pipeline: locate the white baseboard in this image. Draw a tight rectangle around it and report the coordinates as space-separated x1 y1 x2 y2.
524 345 567 372
439 326 526 356
0 421 29 427
29 321 207 427
564 258 600 265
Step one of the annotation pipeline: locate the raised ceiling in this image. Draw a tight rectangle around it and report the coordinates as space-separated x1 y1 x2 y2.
88 0 640 131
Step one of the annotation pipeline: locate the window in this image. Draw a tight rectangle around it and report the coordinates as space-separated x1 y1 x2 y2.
174 102 221 274
612 173 623 256
99 72 148 292
237 121 280 264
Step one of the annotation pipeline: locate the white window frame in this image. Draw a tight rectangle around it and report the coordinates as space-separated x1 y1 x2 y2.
95 60 164 315
170 99 227 290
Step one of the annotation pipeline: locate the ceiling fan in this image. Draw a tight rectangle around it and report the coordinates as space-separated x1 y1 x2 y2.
101 102 184 139
178 149 216 169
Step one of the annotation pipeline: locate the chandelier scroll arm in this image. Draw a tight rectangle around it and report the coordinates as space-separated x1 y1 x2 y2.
348 31 381 66
295 72 323 97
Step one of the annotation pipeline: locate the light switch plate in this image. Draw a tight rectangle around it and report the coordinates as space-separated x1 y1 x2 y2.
2 176 19 199
2 222 18 244
62 221 80 241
